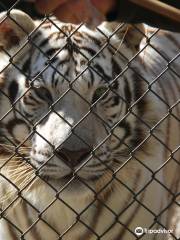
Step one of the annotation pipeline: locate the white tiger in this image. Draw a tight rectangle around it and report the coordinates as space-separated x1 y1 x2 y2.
0 10 179 240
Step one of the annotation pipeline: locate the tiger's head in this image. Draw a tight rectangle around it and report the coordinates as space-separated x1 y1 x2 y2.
0 10 147 194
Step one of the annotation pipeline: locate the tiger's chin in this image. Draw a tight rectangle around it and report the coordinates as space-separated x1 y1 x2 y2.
30 155 114 195
40 171 110 196
40 172 102 193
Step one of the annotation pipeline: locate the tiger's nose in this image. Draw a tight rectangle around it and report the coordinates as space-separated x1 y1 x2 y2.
56 148 91 168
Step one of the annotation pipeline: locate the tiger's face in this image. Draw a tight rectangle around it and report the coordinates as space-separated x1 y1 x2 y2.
0 10 145 192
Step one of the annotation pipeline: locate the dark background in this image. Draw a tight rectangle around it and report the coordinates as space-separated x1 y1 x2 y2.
0 0 180 31
0 0 41 18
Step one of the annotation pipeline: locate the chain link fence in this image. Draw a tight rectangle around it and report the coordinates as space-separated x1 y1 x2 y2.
0 1 179 239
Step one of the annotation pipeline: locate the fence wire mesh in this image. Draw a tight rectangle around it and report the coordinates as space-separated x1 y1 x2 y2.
0 1 179 240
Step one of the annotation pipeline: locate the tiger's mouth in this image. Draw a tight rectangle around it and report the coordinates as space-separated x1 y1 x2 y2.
43 168 113 195
29 142 113 188
42 171 103 185
31 147 106 184
61 172 102 182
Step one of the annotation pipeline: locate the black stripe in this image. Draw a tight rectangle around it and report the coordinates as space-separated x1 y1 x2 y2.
51 59 70 87
23 95 39 106
23 112 34 119
8 80 19 103
83 33 102 48
45 48 58 58
31 31 42 42
39 38 49 48
93 64 112 82
132 73 147 116
81 47 97 57
124 77 132 111
52 69 57 88
25 91 43 105
130 126 145 152
112 58 122 78
34 87 53 103
110 96 120 107
89 69 95 86
21 58 31 76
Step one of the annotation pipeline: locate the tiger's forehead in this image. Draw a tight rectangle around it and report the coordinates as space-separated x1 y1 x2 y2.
36 18 102 43
41 19 77 33
28 20 114 88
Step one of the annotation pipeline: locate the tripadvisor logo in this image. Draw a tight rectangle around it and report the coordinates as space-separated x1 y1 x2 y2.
135 227 173 236
135 227 144 236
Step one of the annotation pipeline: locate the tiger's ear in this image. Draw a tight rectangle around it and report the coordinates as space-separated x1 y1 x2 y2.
0 9 35 51
101 22 145 52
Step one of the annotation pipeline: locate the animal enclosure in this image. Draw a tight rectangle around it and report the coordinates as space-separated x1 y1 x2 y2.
0 1 179 240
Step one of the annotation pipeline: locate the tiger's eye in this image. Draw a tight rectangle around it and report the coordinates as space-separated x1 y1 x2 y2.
92 87 108 103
